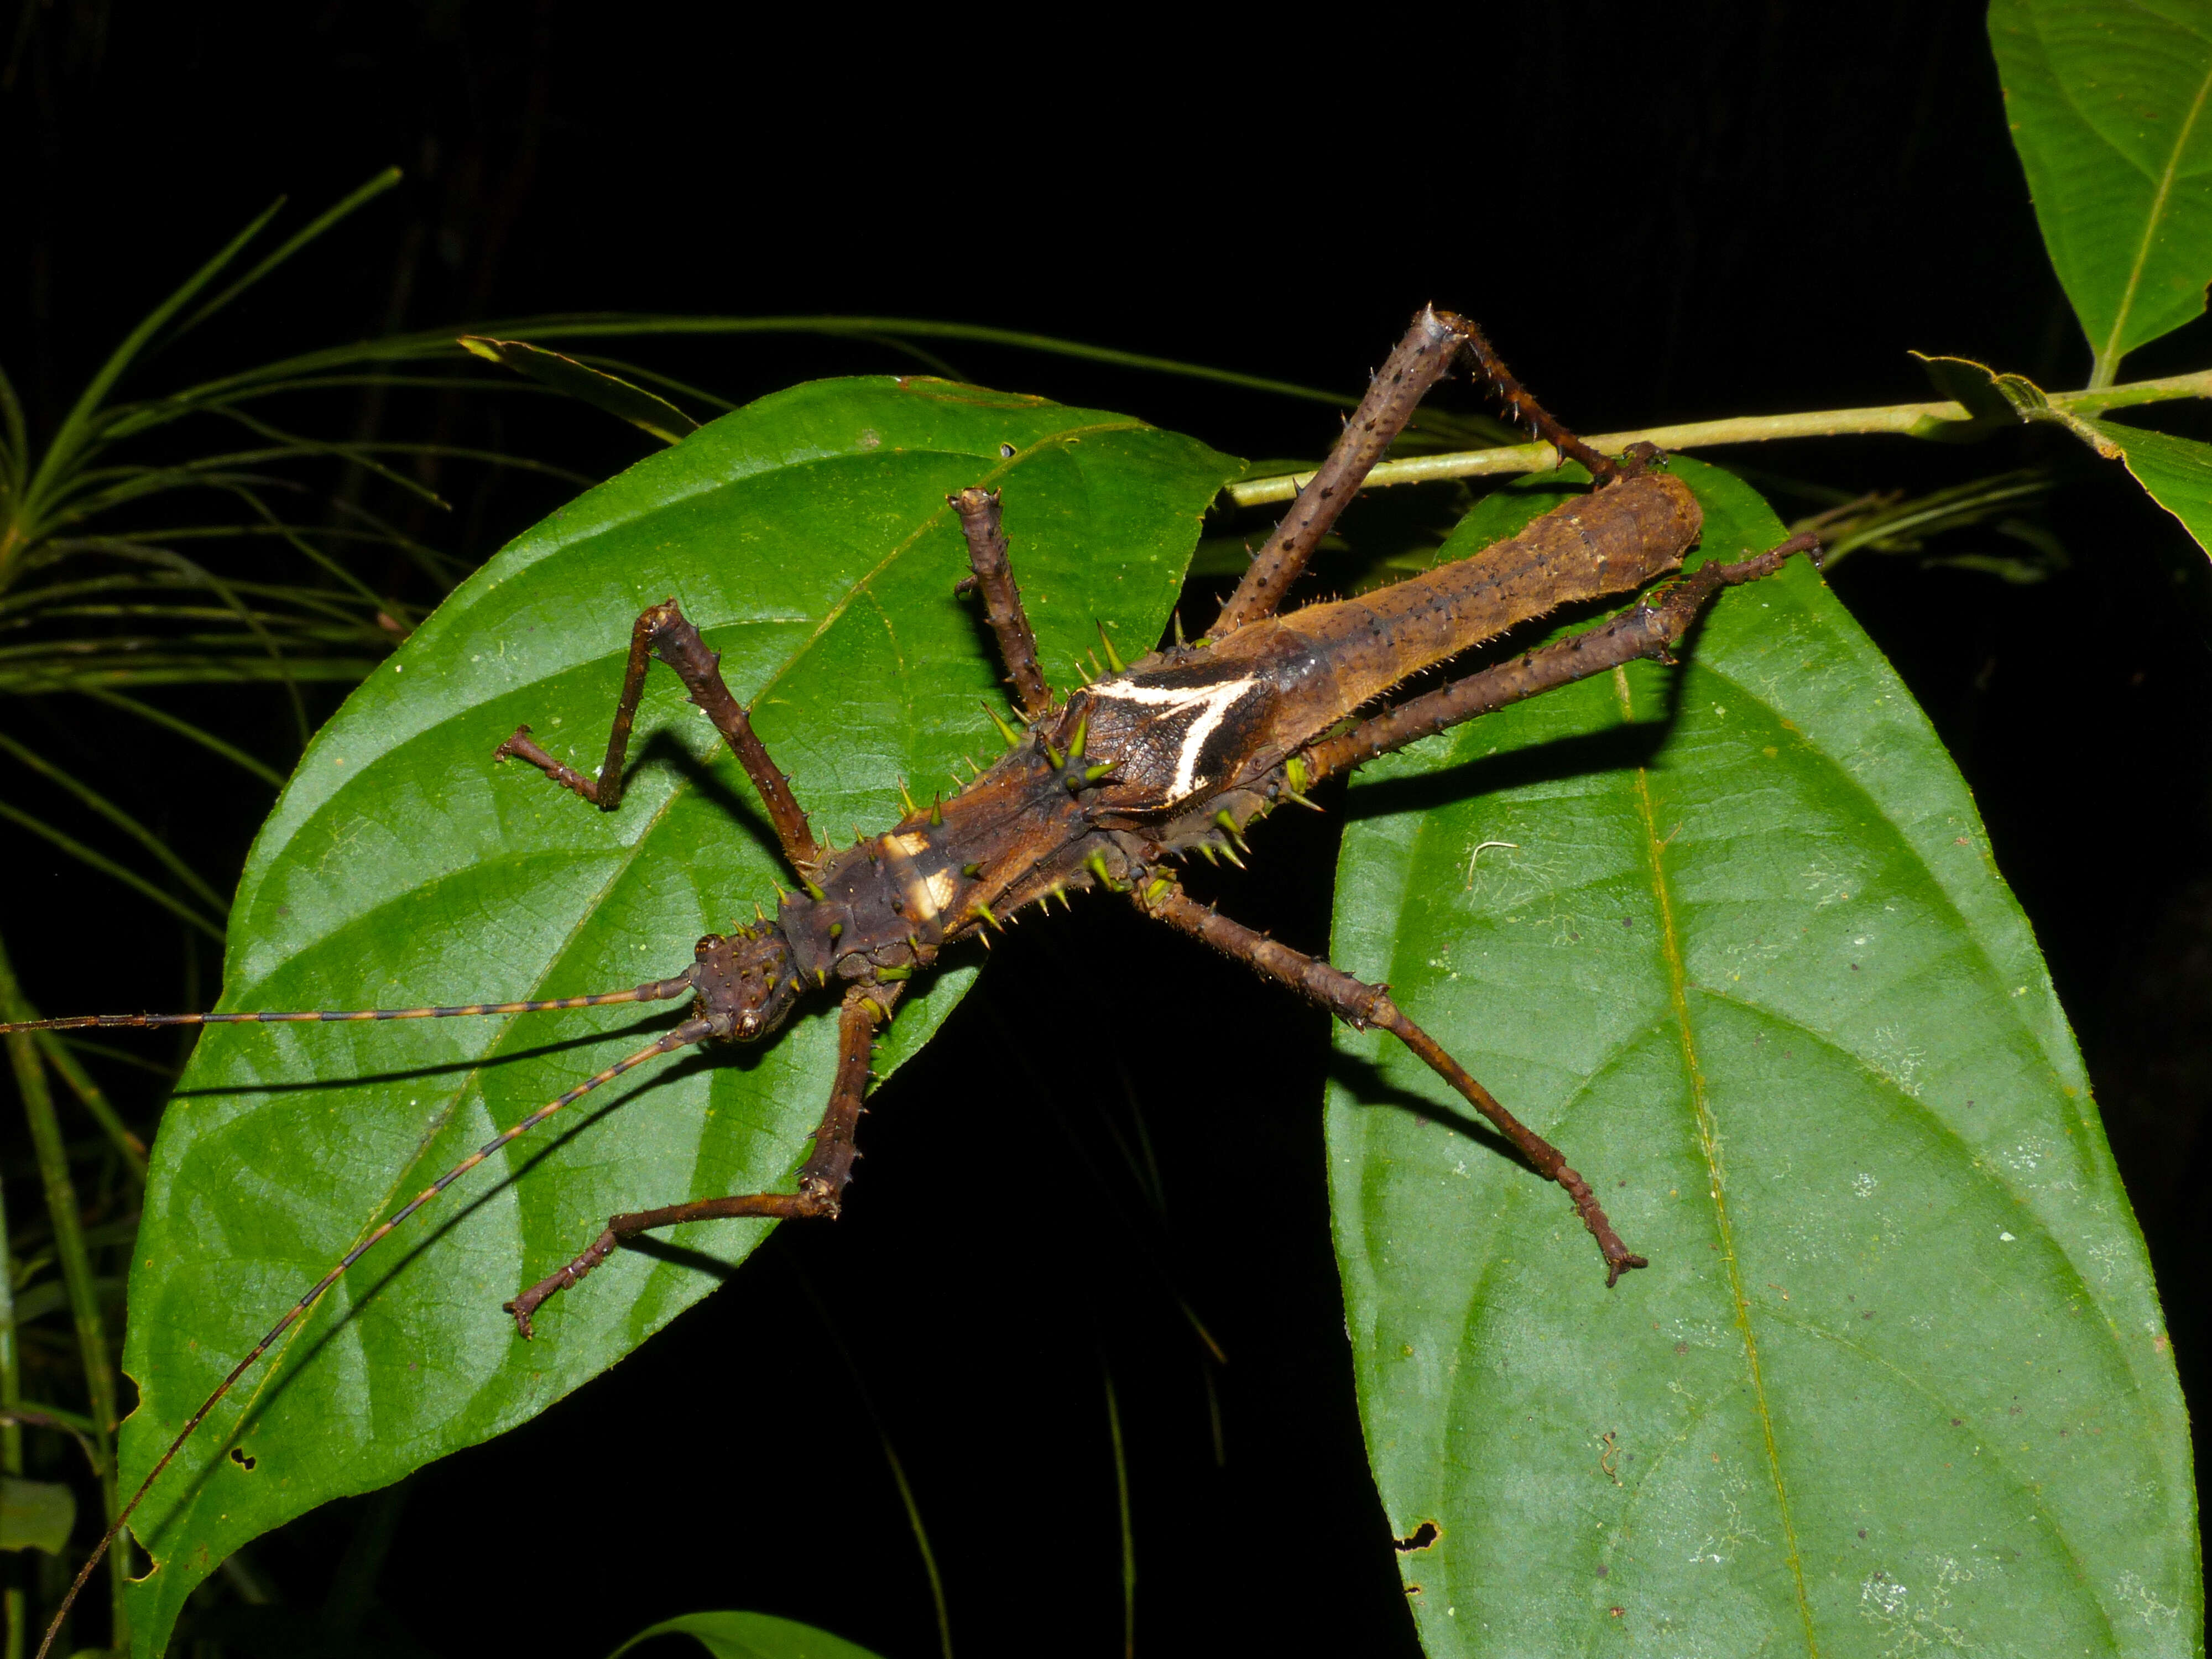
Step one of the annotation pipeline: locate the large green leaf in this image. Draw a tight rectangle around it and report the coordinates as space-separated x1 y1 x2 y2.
1327 460 2197 1656
117 377 1237 1655
1990 0 2212 383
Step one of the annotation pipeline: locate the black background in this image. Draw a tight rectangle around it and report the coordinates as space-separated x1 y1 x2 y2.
5 4 2208 1656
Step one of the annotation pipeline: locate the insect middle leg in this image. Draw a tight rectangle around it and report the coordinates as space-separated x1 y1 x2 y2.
494 598 823 873
1132 881 1646 1284
950 486 1053 719
503 981 902 1337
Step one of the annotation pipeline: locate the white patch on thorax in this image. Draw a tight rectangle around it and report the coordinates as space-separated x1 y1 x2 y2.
919 869 958 919
1093 674 1259 801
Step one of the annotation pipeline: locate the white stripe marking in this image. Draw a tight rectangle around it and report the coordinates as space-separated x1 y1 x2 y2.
1094 676 1258 801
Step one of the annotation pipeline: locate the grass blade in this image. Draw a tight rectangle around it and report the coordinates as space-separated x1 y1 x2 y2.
0 800 225 942
171 169 402 341
0 733 227 912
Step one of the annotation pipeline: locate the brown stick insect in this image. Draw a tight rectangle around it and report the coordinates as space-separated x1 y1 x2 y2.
4 307 1817 1655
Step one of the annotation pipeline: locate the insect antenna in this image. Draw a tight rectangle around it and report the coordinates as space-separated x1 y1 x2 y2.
32 1014 714 1659
0 967 700 1036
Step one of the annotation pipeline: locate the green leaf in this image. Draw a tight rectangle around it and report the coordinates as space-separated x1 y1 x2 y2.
0 1477 75 1554
609 1610 884 1659
117 376 1237 1656
1989 0 2212 384
1914 353 2212 559
460 336 702 445
1327 459 2197 1656
2073 416 2212 557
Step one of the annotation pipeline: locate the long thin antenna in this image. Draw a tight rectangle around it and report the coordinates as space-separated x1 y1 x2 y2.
0 968 698 1036
33 1016 713 1659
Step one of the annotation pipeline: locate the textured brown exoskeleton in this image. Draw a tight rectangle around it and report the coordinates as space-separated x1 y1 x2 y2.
4 307 1817 1655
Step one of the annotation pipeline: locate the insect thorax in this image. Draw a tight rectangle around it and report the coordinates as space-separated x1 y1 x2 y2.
1071 656 1279 813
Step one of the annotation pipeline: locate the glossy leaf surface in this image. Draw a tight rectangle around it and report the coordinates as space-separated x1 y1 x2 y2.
1989 0 2212 379
117 377 1237 1655
1327 461 2197 1656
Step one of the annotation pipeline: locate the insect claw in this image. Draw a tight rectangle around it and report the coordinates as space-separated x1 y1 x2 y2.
1143 875 1173 903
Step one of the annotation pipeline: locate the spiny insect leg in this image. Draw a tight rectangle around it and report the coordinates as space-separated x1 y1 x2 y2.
949 486 1052 719
1297 534 1821 787
1452 316 1620 483
1212 305 1472 637
505 981 903 1337
1132 882 1646 1286
30 1016 712 1659
497 599 824 874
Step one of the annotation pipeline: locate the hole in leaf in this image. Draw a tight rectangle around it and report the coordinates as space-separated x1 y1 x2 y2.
1394 1520 1441 1552
229 1448 256 1471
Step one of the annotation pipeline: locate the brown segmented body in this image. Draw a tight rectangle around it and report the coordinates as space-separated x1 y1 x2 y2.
773 469 1702 985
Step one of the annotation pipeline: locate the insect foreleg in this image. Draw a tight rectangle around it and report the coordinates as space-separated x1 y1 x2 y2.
504 980 903 1337
1131 881 1646 1286
1296 533 1822 788
950 486 1053 719
1213 306 1472 637
497 598 824 873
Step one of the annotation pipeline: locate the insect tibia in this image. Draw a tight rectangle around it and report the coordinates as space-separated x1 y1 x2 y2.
0 971 703 1037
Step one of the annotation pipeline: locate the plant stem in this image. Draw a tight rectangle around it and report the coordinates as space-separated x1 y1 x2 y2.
0 932 122 1647
1104 1370 1134 1659
1223 367 2212 507
32 1036 147 1184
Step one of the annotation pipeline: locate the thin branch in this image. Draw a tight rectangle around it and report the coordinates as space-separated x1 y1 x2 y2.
1223 367 2212 507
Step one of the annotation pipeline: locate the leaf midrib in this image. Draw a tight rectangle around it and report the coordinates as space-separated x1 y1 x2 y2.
1622 663 1818 1657
2079 18 2212 378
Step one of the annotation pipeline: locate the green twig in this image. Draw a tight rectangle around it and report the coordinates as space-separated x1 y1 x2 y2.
1223 367 2212 507
31 1035 147 1183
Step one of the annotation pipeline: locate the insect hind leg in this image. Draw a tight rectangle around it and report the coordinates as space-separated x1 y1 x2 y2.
1453 318 1622 483
1131 880 1646 1285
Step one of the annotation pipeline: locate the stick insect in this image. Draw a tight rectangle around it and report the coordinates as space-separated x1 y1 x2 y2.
4 307 1817 1655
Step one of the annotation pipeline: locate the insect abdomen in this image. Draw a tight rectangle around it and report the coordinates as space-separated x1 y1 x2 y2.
1217 469 1702 739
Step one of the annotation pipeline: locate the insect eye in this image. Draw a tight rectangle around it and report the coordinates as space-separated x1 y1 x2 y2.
999 444 1016 459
